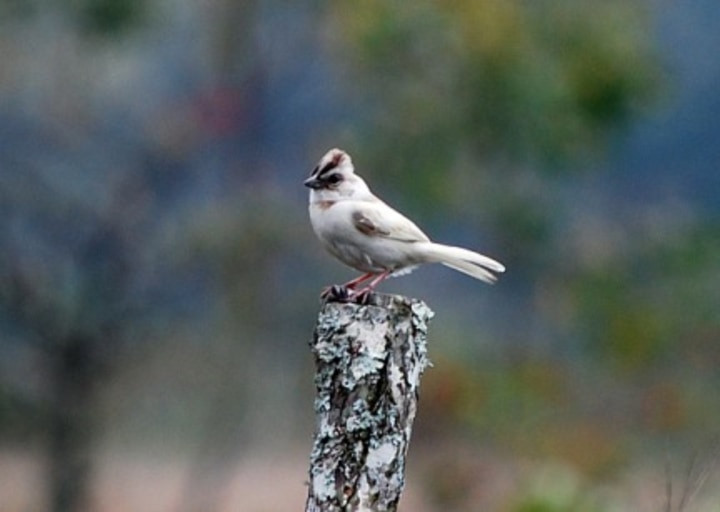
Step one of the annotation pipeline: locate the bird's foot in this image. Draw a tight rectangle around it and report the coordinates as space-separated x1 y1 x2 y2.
347 286 376 305
320 284 375 305
346 270 389 305
320 284 351 302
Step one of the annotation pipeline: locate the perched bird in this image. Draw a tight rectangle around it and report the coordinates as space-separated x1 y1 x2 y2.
305 148 505 301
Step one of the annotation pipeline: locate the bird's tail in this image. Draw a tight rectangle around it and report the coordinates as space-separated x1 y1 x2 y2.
421 242 505 284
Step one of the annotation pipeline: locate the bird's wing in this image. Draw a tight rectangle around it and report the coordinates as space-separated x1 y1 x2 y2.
351 202 430 243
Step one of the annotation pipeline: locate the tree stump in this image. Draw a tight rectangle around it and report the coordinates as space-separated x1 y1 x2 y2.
305 293 434 512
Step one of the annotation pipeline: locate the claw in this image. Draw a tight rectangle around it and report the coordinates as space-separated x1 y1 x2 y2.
320 284 350 302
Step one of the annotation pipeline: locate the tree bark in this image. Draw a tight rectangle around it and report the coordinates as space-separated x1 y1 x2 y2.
305 293 434 512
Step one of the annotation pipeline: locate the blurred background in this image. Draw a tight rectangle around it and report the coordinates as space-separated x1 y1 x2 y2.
0 1 718 511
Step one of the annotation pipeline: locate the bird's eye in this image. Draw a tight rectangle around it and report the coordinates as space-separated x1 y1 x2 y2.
326 174 342 184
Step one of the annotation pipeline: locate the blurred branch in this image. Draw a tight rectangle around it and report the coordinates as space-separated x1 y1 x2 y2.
665 444 720 512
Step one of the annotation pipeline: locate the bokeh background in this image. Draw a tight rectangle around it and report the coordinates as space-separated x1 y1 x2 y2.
0 1 718 511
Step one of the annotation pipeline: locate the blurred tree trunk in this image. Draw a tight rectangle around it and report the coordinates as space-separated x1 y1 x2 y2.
47 335 101 512
306 294 433 512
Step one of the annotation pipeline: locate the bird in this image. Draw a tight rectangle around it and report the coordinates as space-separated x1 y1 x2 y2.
305 148 505 301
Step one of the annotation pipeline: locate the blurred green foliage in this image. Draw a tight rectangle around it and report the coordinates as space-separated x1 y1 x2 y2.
510 464 603 512
72 0 146 35
0 0 146 35
329 0 660 197
570 220 720 370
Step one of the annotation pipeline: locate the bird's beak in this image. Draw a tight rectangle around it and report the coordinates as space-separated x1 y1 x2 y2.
304 176 323 189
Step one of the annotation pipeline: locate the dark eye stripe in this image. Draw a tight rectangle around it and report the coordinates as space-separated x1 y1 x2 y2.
315 161 337 178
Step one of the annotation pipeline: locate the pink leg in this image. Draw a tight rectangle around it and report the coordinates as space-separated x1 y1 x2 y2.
342 272 375 289
320 272 376 301
350 270 392 299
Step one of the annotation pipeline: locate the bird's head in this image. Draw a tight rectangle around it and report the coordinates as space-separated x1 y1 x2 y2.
304 148 371 200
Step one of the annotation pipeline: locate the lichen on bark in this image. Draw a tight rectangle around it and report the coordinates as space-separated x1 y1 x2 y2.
306 293 433 512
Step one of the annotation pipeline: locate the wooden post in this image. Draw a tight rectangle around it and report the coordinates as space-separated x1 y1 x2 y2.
305 293 434 512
